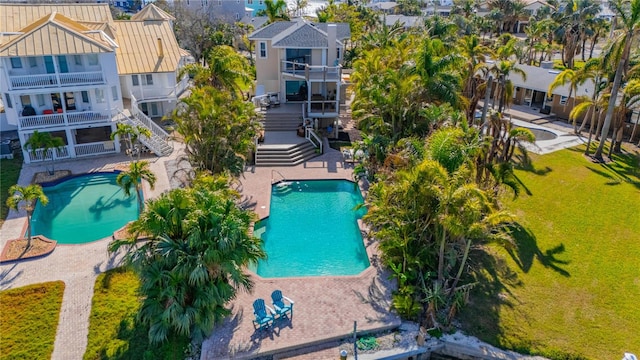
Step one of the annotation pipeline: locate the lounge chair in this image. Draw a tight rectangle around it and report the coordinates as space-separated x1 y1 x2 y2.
271 290 294 319
252 298 275 331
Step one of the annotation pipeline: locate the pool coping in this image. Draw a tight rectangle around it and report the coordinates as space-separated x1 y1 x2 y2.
250 178 375 280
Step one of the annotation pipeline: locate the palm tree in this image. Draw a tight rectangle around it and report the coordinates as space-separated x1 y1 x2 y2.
109 176 266 344
256 0 290 22
183 45 253 98
23 130 65 175
173 87 261 176
415 37 464 108
116 161 156 212
6 184 48 249
489 60 526 112
594 0 640 160
458 35 493 123
110 123 151 160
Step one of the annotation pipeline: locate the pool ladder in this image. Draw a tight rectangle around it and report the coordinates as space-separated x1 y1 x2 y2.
271 170 286 184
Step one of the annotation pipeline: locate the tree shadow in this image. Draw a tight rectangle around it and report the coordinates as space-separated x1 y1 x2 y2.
513 152 552 176
583 149 640 190
506 223 570 277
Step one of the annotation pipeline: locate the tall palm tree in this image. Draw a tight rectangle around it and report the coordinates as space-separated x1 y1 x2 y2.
594 0 640 160
109 176 266 344
23 130 65 175
458 35 493 123
6 184 48 249
116 160 156 212
415 37 464 108
489 60 526 112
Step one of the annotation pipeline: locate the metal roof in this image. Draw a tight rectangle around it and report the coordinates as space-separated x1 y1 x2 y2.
113 20 183 74
249 21 297 40
130 4 175 22
0 4 113 33
0 13 115 57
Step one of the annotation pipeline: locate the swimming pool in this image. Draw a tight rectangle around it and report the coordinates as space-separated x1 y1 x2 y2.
517 126 558 141
31 172 139 244
253 180 370 278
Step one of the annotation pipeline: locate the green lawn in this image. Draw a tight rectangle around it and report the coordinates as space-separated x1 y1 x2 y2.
0 156 23 226
0 281 65 360
462 146 640 359
84 267 189 360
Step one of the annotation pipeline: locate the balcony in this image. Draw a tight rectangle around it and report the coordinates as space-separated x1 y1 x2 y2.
9 71 105 90
25 146 71 163
281 61 342 82
18 110 114 130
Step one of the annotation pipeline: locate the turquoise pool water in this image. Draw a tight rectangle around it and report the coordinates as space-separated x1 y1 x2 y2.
254 180 370 278
31 172 139 244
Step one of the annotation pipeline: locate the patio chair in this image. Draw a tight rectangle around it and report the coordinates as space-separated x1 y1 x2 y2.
271 290 294 319
252 298 275 331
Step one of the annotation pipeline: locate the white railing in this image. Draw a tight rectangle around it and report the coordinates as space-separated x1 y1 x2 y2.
19 113 65 129
305 127 322 154
74 141 116 157
9 71 104 89
175 76 190 97
58 71 104 85
132 108 170 140
130 86 177 101
10 74 57 89
26 146 71 163
19 110 114 129
281 61 342 80
66 111 111 124
308 99 338 114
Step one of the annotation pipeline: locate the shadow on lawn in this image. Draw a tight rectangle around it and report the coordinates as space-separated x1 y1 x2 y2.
578 147 640 190
506 223 570 277
514 152 552 176
459 223 574 357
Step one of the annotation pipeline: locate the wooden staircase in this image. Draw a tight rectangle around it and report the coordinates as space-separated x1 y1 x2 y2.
255 140 317 166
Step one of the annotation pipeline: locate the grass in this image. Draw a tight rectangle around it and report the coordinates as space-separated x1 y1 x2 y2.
461 145 640 359
0 156 23 226
84 267 189 360
0 281 65 360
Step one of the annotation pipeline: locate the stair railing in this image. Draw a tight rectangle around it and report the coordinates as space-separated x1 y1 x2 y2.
271 169 286 184
305 127 323 154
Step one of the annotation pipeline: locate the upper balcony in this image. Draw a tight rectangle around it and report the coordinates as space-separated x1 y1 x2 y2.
281 61 342 82
9 72 105 90
5 55 106 91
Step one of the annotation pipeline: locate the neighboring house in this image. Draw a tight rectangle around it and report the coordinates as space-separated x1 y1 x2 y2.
239 16 269 32
381 15 423 28
182 0 250 22
245 0 267 17
248 19 351 119
0 3 191 164
366 2 399 14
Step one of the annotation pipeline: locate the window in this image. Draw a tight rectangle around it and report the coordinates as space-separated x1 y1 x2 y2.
112 86 118 101
81 91 89 103
236 12 240 20
20 95 31 106
142 74 153 85
4 94 12 108
150 103 158 116
131 74 139 86
337 48 341 60
218 0 221 5
10 57 22 69
29 57 37 68
74 55 82 65
259 42 267 58
248 0 253 4
95 88 105 103
559 95 568 106
37 94 45 106
88 54 98 65
259 0 263 4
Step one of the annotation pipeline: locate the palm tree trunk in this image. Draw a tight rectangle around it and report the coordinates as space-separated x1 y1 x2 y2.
584 108 599 155
448 239 472 300
594 60 624 160
26 211 33 248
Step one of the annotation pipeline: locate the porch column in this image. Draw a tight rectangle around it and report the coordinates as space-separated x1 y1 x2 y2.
65 128 77 158
529 90 533 107
542 92 548 109
21 132 31 164
111 123 121 153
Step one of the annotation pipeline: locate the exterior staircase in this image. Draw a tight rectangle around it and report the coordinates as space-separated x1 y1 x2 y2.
262 112 302 131
255 140 317 166
115 109 173 157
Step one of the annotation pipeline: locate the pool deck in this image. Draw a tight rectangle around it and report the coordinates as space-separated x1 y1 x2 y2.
0 140 400 360
201 146 401 359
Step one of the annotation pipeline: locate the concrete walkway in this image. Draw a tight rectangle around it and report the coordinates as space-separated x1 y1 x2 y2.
0 141 188 360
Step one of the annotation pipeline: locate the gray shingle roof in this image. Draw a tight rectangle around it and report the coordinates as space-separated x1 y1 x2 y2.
314 23 351 40
248 21 295 39
272 23 328 47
